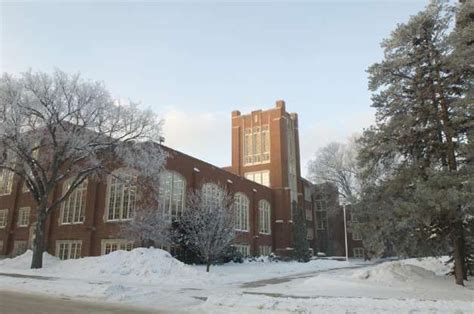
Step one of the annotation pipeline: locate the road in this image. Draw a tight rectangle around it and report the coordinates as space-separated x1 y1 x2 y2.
0 290 160 314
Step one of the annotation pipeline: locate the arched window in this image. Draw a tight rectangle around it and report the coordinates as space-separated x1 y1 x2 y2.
61 178 88 224
106 170 137 221
158 170 186 219
234 193 249 231
258 200 271 234
201 182 223 209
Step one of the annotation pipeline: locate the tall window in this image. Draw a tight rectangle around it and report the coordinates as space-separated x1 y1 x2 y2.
202 183 223 209
0 169 14 196
245 170 270 187
0 209 7 228
56 240 82 260
243 125 270 165
307 228 314 240
158 171 186 219
101 239 134 255
316 211 327 230
259 200 271 234
17 207 30 227
234 193 249 231
61 179 87 224
106 171 137 221
259 245 272 256
234 244 250 257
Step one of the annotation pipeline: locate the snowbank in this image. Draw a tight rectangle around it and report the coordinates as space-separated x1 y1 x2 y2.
0 248 206 284
351 256 451 283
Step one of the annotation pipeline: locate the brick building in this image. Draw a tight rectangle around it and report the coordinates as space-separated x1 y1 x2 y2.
0 100 364 259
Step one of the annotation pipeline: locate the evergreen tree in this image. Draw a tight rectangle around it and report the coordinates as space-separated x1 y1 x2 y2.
292 201 311 262
357 1 473 285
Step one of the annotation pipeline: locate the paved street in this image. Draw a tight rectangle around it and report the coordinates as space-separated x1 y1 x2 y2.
0 290 158 314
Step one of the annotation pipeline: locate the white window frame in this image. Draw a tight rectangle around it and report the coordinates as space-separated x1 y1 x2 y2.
316 210 327 230
307 227 314 240
234 193 249 232
245 170 270 187
17 207 30 227
101 239 134 255
259 245 272 256
201 182 224 209
56 240 82 260
105 170 137 222
235 244 250 257
305 209 313 221
60 178 87 225
353 247 364 258
0 209 7 228
243 125 270 166
0 169 14 196
352 229 362 241
258 200 271 234
159 170 186 219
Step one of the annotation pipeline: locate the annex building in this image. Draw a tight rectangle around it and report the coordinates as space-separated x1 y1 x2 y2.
0 101 364 260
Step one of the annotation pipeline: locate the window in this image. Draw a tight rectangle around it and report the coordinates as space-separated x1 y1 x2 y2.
101 239 134 255
352 230 362 241
304 185 312 202
106 171 137 221
0 209 7 228
13 241 27 256
315 199 328 211
0 169 14 195
353 247 365 259
243 125 270 165
56 240 82 260
17 207 30 227
307 227 314 240
61 179 87 224
259 245 272 256
259 200 271 234
305 209 312 221
245 170 270 187
234 193 249 231
235 244 250 257
158 171 186 219
316 211 327 230
201 183 224 209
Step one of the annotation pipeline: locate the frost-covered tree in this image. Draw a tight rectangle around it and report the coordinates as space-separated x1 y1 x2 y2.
176 185 235 272
0 70 166 268
307 137 361 204
292 201 311 262
357 1 473 285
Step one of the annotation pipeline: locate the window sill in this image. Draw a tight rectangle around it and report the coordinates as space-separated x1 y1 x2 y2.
105 219 133 223
59 222 85 226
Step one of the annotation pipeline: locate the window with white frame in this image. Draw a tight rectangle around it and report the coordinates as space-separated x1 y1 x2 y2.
61 179 87 224
17 207 30 227
245 170 270 187
352 229 362 241
158 171 186 219
304 185 312 202
0 209 7 228
234 193 249 231
307 227 314 240
106 171 137 221
305 209 312 221
259 245 272 256
258 200 271 234
353 247 364 258
316 211 327 230
243 125 270 165
13 241 27 256
56 240 82 260
101 239 134 255
235 244 250 257
0 169 14 196
202 183 224 209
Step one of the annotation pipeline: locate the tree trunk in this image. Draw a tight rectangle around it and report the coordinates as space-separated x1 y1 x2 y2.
452 223 464 286
31 210 47 269
206 258 211 272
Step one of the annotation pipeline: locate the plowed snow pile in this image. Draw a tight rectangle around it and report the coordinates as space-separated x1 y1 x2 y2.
0 248 204 284
351 257 451 282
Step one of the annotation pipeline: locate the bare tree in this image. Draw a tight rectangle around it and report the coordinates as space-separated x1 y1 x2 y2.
0 70 166 268
176 185 235 272
307 137 361 203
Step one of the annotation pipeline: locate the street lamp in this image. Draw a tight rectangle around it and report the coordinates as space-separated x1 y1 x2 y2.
343 204 348 261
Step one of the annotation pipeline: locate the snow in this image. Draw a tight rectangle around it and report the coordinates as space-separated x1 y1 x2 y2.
0 249 473 313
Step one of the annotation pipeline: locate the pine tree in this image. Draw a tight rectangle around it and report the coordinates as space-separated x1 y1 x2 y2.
292 201 311 262
357 0 473 285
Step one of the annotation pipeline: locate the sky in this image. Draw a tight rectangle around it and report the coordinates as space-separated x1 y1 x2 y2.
1 0 428 176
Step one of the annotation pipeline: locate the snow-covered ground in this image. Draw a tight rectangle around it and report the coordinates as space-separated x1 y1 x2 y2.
0 249 472 313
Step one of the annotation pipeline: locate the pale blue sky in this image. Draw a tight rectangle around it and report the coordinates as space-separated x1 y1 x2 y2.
1 0 427 175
